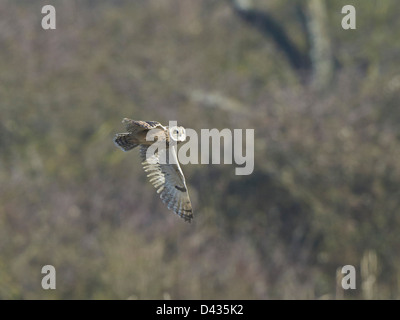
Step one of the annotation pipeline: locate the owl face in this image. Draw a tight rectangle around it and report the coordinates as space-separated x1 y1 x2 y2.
169 126 186 142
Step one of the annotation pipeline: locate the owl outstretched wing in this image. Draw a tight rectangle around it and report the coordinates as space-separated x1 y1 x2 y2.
140 145 193 222
114 119 166 152
122 118 165 133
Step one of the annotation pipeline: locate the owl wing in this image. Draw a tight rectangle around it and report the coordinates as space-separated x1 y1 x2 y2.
140 145 193 222
122 118 165 133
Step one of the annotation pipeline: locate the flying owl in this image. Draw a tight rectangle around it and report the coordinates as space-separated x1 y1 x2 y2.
113 118 193 222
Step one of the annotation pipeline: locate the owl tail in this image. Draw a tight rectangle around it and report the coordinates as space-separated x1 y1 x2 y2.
114 133 139 151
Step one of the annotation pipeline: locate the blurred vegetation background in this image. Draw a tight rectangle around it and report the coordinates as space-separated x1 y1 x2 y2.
1 0 400 299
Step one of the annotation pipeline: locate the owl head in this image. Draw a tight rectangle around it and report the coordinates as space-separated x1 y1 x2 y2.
169 126 186 142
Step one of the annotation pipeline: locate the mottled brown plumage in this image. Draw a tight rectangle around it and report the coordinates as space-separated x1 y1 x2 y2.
114 118 193 222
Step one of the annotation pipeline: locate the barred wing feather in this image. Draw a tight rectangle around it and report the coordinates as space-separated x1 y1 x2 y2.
140 145 193 222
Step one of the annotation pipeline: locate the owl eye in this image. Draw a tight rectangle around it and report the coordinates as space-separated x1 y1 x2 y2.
174 130 179 134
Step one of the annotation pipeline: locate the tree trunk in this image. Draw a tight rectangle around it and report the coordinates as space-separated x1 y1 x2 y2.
305 0 334 89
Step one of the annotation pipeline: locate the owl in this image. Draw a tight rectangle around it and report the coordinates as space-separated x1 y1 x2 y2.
113 118 193 222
